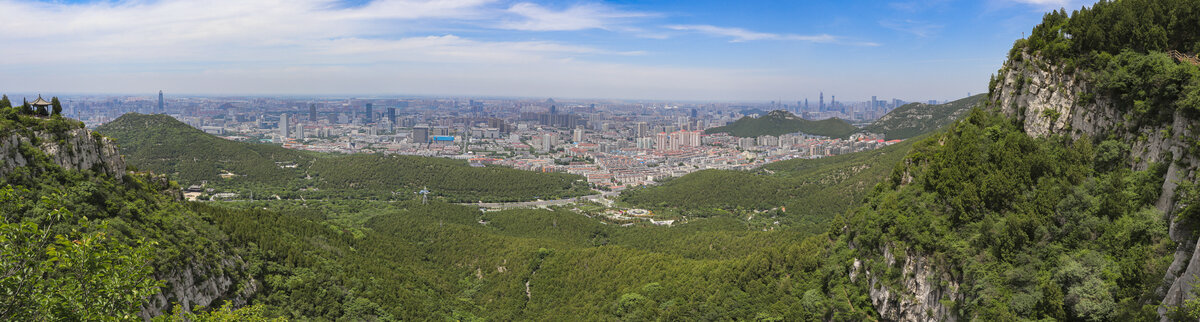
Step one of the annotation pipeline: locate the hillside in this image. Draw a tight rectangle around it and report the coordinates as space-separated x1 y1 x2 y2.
0 111 257 319
98 113 590 202
96 113 312 184
860 94 986 140
705 110 857 138
831 1 1200 320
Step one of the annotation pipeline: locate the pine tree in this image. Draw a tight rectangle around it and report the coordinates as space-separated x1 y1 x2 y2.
0 94 10 109
20 98 33 115
51 97 62 116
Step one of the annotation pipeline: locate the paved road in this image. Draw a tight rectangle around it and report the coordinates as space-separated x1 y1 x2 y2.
459 191 620 209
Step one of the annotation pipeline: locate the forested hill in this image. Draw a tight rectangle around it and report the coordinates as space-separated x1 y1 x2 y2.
860 94 985 140
0 110 260 320
98 113 591 202
704 110 857 138
97 113 313 184
830 0 1200 320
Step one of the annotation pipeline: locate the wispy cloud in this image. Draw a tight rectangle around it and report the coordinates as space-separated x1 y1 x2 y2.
665 24 878 46
499 2 653 31
879 19 943 38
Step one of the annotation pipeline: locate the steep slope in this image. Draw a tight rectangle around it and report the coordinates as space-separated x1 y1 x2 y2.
705 110 857 138
0 111 255 319
861 94 986 140
834 1 1200 320
99 113 591 202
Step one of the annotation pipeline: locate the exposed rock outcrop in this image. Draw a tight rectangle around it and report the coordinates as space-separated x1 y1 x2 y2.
0 127 125 179
857 245 961 322
140 258 259 318
990 51 1200 319
1 122 257 318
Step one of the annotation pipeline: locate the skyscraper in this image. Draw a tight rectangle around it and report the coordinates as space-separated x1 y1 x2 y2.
819 92 824 112
279 114 289 139
309 104 317 122
364 103 373 123
413 125 430 144
157 90 164 113
387 107 396 124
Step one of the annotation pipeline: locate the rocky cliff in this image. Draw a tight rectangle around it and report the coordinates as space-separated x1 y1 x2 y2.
0 120 257 318
140 258 259 318
990 51 1200 319
0 126 125 179
855 245 962 321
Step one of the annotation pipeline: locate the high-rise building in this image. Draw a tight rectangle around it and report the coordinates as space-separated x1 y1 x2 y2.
573 127 584 143
819 92 824 112
387 107 396 124
542 133 555 151
309 104 317 122
279 114 289 139
655 132 670 151
412 125 430 144
636 122 649 137
157 90 164 113
871 96 877 110
365 103 373 123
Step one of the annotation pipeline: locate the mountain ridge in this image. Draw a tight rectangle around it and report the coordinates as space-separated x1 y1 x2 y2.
705 110 858 138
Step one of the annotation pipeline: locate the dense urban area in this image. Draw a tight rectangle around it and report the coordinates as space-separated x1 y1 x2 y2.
64 93 933 189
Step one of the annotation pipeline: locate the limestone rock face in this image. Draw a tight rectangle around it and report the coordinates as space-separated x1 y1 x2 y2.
139 258 259 319
859 245 961 322
991 52 1200 320
1 124 256 319
0 127 126 179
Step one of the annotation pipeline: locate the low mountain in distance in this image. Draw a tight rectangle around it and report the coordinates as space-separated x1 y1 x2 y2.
95 112 313 185
860 94 986 140
705 110 857 138
97 113 591 202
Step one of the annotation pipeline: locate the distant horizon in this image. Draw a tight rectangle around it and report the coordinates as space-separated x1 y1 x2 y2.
1 90 977 105
0 0 1091 101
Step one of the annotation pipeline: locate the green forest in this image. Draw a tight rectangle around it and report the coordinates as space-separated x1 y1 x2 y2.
860 94 986 140
704 110 858 138
9 0 1200 320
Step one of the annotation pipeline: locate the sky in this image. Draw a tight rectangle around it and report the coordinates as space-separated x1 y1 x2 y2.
0 0 1094 101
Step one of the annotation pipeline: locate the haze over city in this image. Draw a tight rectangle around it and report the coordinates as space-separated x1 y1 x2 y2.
2 0 1090 101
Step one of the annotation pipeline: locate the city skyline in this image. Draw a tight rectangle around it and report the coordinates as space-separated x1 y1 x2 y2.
1 0 1090 101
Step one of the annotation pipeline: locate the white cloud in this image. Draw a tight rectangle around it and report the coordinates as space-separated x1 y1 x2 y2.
499 2 652 31
879 19 943 38
665 24 877 46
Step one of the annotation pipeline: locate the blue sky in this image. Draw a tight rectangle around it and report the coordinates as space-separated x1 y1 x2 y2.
0 0 1091 101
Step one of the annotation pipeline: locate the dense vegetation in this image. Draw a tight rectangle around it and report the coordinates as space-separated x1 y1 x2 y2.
834 108 1173 320
205 199 847 320
96 113 313 184
705 110 857 138
98 113 590 202
861 94 985 140
1005 0 1200 124
0 113 256 320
